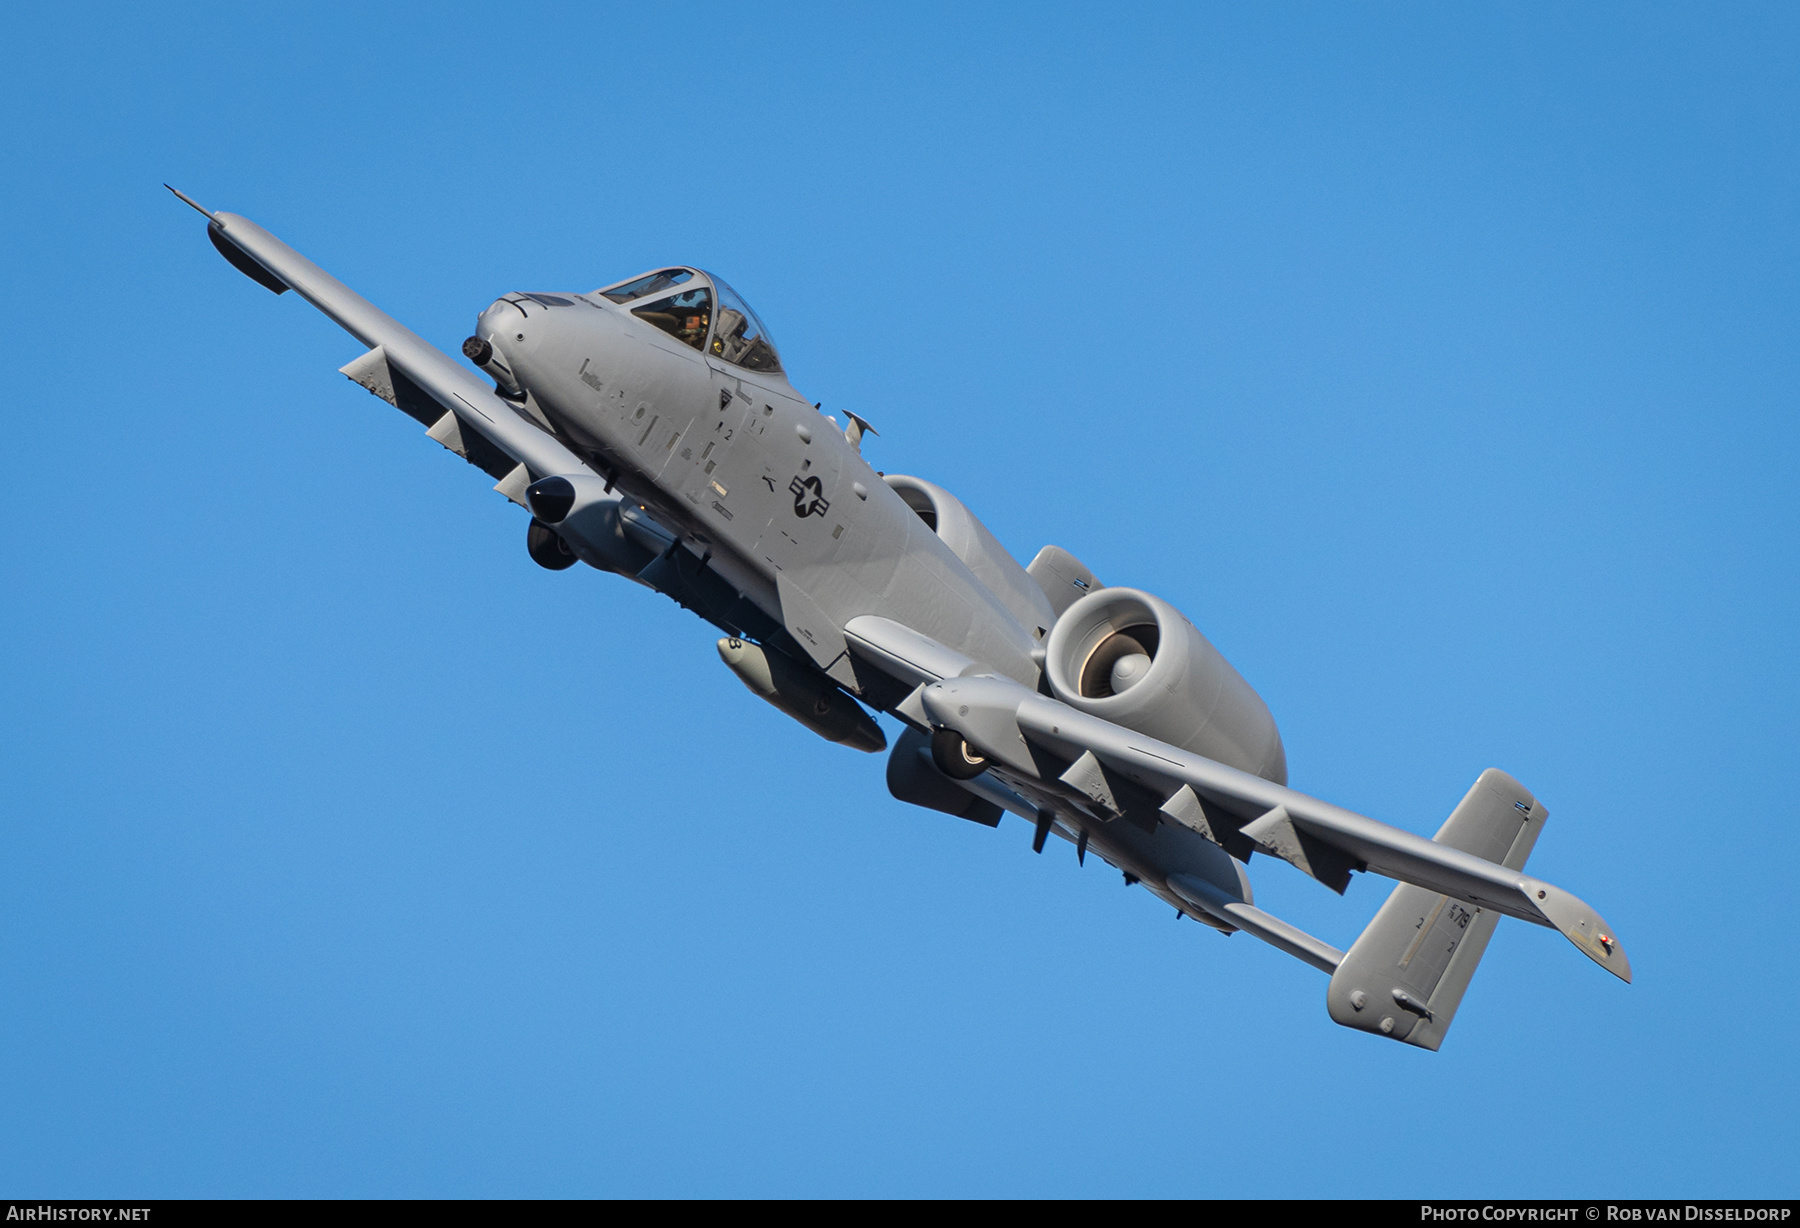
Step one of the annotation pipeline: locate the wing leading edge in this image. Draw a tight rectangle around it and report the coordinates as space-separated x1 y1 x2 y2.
170 187 592 497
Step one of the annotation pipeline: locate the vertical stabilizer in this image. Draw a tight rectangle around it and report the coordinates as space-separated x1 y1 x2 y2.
1326 769 1546 1049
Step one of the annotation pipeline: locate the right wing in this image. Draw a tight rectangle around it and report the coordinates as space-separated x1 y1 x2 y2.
171 187 593 499
176 190 814 650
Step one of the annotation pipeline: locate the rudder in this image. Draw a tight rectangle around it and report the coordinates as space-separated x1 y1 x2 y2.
1327 769 1547 1049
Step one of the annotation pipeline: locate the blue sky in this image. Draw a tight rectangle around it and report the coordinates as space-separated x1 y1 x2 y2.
1 2 1795 1197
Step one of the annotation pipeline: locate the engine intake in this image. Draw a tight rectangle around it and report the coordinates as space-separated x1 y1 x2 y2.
1043 588 1287 784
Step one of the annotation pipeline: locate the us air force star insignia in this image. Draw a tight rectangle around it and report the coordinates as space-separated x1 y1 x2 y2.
789 475 830 518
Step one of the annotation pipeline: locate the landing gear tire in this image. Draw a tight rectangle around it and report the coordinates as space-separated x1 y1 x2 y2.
527 518 579 570
931 727 991 780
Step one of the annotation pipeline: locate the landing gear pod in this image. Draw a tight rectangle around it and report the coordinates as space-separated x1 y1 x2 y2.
887 727 1002 826
523 474 656 577
929 728 992 780
526 519 579 570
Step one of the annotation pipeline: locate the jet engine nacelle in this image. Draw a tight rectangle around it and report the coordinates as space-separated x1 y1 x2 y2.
1042 587 1287 785
883 475 1055 637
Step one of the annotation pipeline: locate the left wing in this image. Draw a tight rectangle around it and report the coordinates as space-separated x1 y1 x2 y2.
844 616 1631 983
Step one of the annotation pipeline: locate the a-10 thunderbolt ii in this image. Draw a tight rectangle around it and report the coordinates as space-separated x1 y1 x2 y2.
170 187 1630 1049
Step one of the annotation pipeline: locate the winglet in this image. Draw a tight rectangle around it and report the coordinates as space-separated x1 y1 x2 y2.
164 184 215 220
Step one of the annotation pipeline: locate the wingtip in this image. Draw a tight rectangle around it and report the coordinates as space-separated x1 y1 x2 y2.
165 184 215 220
1522 876 1632 984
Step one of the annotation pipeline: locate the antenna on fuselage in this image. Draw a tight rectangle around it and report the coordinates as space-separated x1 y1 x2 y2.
843 411 879 453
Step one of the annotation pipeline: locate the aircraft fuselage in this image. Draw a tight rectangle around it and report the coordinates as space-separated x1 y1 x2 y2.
481 289 1039 691
478 285 1257 913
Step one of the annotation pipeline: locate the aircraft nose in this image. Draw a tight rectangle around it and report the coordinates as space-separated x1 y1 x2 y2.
477 296 534 358
469 295 546 395
469 291 602 399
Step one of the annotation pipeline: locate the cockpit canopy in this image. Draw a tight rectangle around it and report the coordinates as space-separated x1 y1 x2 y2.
595 267 782 374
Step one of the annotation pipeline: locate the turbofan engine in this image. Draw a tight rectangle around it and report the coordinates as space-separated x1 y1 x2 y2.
1042 588 1288 785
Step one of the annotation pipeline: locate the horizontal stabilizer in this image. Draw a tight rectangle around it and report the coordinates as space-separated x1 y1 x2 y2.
1167 873 1344 974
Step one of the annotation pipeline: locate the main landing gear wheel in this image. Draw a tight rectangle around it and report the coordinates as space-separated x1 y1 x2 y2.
526 518 579 570
930 727 991 780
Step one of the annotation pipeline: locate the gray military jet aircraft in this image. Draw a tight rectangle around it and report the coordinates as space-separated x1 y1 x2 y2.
171 188 1630 1049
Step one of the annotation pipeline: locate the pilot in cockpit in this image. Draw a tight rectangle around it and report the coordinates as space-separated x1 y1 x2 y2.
629 291 711 350
708 278 781 373
600 269 782 374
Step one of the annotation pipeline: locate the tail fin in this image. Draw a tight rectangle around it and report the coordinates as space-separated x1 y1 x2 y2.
1327 769 1546 1050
